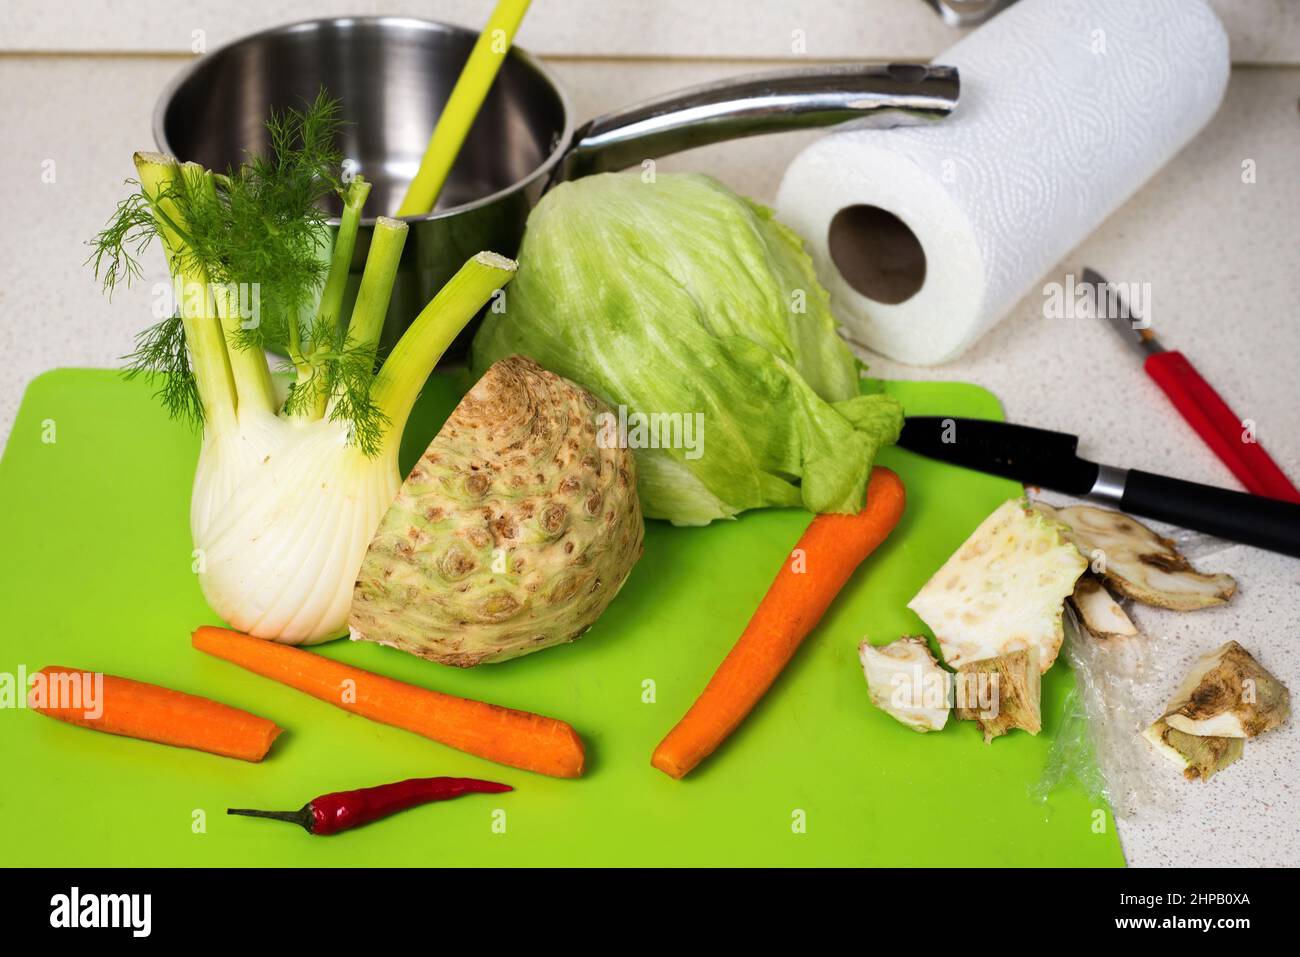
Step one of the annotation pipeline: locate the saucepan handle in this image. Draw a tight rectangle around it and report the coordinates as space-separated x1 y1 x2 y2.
550 63 959 185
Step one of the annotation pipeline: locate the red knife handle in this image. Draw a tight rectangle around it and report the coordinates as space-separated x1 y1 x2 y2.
1144 350 1300 503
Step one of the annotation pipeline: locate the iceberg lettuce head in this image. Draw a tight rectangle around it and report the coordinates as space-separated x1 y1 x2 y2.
472 172 903 525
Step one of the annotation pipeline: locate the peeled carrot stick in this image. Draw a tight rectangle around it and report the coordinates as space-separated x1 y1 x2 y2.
29 665 282 762
653 467 906 779
192 626 585 778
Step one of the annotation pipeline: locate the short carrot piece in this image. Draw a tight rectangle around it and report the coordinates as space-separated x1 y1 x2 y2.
653 467 907 779
192 626 585 778
29 665 282 762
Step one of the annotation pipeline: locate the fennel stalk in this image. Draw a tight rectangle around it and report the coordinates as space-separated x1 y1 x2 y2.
91 98 516 642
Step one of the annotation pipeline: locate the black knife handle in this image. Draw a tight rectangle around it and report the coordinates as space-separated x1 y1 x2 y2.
1120 469 1300 558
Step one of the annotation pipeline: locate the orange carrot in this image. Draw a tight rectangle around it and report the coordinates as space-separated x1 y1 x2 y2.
29 665 282 762
192 626 585 778
653 467 906 779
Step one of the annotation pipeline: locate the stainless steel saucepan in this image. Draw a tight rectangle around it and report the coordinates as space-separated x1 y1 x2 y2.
155 16 959 355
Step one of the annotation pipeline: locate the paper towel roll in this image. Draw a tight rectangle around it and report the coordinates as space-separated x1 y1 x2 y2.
775 0 1229 366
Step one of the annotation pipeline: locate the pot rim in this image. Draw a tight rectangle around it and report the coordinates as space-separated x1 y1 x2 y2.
152 15 577 227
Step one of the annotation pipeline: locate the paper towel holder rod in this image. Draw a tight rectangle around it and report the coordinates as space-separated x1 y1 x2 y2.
827 205 927 305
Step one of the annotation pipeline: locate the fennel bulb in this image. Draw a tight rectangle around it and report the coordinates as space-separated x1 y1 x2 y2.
92 99 516 643
187 239 511 645
192 411 400 642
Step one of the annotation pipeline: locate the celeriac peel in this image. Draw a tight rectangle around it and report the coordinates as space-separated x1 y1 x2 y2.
858 636 950 732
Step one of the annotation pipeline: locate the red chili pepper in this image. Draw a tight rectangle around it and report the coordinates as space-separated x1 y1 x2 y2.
227 776 512 835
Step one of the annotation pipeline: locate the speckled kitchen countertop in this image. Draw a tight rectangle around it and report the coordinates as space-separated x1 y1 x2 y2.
0 50 1296 867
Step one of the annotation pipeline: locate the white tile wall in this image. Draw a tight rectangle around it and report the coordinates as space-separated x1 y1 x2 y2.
4 0 1298 64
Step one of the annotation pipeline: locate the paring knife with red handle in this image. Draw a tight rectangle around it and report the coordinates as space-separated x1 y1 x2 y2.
1084 267 1300 503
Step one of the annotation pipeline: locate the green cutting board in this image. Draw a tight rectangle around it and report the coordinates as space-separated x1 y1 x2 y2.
0 369 1123 867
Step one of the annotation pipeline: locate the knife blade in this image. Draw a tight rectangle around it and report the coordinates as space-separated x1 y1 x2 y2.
1084 268 1300 504
1082 267 1165 360
897 416 1300 558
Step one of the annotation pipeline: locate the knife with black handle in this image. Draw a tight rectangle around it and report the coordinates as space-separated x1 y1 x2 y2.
897 417 1300 558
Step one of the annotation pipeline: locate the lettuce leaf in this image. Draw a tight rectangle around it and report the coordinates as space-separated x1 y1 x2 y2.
472 172 903 525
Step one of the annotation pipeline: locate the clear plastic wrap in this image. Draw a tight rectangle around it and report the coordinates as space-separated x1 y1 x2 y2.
1032 527 1235 817
1033 605 1180 817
